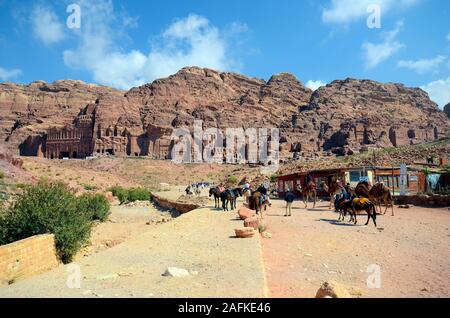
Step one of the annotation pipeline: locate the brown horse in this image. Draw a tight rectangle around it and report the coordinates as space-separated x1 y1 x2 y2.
369 183 394 216
297 182 317 209
341 197 377 227
248 191 271 219
321 181 344 209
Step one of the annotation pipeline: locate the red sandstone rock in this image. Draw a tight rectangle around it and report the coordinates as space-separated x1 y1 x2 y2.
238 207 255 220
0 68 448 159
234 227 255 238
244 216 259 230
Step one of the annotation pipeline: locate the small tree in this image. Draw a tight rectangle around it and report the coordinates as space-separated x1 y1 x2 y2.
0 181 93 263
77 193 111 222
228 175 238 185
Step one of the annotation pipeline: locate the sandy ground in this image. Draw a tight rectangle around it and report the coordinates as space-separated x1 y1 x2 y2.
0 202 266 298
261 199 450 298
74 203 175 259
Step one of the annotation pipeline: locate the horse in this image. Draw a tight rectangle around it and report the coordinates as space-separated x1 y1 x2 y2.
321 181 344 209
339 196 377 227
248 186 271 219
220 188 242 211
369 183 394 216
297 182 317 209
242 188 252 204
209 187 221 209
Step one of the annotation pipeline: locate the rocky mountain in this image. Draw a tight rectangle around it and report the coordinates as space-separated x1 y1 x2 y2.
0 67 448 160
444 103 450 119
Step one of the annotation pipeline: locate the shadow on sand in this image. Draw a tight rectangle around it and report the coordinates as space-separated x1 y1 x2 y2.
318 218 366 227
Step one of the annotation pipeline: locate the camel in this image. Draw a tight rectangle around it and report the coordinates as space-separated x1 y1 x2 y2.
321 181 344 209
297 182 317 209
369 183 394 216
355 181 371 198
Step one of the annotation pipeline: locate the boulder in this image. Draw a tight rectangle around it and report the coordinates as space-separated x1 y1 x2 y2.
238 207 255 220
244 216 259 230
163 267 190 278
315 281 352 298
234 227 255 238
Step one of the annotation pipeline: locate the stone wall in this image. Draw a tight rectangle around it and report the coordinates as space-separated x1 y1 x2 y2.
396 194 450 207
0 234 59 286
152 194 201 214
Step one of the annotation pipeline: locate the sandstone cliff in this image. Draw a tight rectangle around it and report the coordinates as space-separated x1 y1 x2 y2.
444 103 450 119
0 67 448 159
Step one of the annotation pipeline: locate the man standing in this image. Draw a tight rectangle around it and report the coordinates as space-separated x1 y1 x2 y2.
284 189 295 217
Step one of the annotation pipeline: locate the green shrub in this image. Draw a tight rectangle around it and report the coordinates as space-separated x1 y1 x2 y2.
128 188 150 202
109 186 129 204
77 193 111 222
82 184 98 191
109 186 150 204
0 181 93 263
228 175 238 185
0 171 4 180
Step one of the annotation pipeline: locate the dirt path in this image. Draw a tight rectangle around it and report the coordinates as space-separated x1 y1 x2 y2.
261 199 450 298
0 203 266 298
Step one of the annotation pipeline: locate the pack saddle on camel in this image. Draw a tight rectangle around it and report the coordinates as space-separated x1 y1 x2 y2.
321 180 344 209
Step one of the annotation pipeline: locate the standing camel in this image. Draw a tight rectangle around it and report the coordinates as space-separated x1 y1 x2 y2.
321 181 344 209
297 182 317 209
370 183 394 216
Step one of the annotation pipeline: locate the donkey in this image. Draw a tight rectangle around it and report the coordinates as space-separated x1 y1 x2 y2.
340 197 377 227
220 188 242 211
209 187 222 209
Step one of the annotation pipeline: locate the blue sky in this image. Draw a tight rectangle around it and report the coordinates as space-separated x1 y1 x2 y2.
0 0 449 107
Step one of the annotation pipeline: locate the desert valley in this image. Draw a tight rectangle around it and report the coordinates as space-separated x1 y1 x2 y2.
0 66 449 298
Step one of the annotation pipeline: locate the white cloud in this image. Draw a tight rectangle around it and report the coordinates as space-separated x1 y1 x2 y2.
31 5 65 45
63 0 248 89
421 76 450 108
306 80 326 91
0 67 22 81
361 21 405 69
322 0 419 24
397 55 447 74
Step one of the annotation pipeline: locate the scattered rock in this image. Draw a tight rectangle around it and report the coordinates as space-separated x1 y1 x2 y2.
244 216 259 230
234 227 255 238
261 232 272 239
163 267 190 278
238 208 255 220
96 273 119 281
315 281 352 298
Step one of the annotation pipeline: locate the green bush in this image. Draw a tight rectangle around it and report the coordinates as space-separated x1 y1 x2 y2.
77 193 110 222
128 188 151 202
109 186 150 204
228 175 238 185
0 171 4 180
0 181 93 263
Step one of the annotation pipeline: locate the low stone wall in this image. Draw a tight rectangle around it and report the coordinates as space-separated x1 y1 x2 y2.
152 194 201 214
396 194 450 207
0 234 59 286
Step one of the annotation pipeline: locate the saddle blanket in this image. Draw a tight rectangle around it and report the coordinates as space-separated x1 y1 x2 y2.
353 197 370 205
